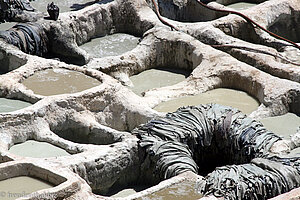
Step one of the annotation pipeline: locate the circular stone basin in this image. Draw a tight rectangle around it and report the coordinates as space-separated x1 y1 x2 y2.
0 176 53 200
129 68 190 96
9 140 70 158
0 22 16 31
260 113 300 139
140 180 202 200
31 0 93 13
0 98 32 113
22 68 100 96
80 33 139 58
154 88 259 114
226 2 257 10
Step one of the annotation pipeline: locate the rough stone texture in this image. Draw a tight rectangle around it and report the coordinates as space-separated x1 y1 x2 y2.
0 0 299 199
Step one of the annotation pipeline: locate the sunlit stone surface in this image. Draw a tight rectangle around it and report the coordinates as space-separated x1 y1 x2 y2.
129 68 189 96
154 88 259 114
9 140 70 158
22 69 100 96
0 98 32 113
80 33 139 58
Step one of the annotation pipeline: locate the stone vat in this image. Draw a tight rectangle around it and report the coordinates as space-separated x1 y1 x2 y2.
0 0 299 199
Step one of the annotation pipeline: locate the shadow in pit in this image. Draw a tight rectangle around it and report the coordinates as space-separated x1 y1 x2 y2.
267 12 300 43
0 49 27 74
50 119 122 145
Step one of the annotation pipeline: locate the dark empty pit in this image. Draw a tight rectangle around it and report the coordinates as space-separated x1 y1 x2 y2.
51 123 119 145
9 140 70 158
0 176 54 200
267 10 300 43
154 88 259 114
0 98 32 113
139 180 202 200
260 113 300 139
80 33 139 58
22 68 100 96
129 68 190 96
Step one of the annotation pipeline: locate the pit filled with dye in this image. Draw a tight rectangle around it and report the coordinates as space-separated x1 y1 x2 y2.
31 0 93 13
0 98 32 113
80 33 139 58
138 180 202 200
226 2 257 10
154 88 259 114
129 68 190 96
0 22 16 31
0 176 53 200
9 140 70 158
22 68 100 96
260 113 300 139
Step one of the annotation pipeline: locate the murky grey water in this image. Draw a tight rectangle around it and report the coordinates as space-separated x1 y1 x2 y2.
139 181 202 200
290 147 300 156
0 176 53 200
227 2 257 10
260 113 300 139
30 0 93 13
80 33 139 58
129 68 189 96
154 88 259 114
0 22 16 31
22 68 100 96
0 98 32 113
9 140 70 158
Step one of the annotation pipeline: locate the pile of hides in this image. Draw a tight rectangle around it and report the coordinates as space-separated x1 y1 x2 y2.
0 22 48 56
133 104 300 199
0 0 35 22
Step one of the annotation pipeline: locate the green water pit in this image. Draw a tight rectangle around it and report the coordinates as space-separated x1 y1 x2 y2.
226 2 257 10
80 33 139 58
9 140 70 158
31 0 93 13
260 113 300 139
0 176 54 200
129 68 190 96
0 98 32 113
154 88 259 114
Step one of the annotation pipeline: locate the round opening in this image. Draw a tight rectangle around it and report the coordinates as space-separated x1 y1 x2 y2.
129 68 190 96
22 68 101 96
80 33 139 58
154 88 259 114
9 140 71 158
